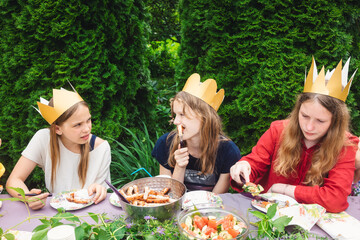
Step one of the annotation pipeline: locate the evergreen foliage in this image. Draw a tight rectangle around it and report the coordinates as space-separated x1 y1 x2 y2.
177 0 360 154
0 0 155 183
1 0 360 189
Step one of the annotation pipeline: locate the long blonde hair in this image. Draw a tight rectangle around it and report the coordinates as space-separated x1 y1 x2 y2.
167 91 227 175
274 93 351 186
49 101 90 189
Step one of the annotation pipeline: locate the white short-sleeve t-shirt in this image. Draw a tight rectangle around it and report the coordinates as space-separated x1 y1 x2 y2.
22 129 111 193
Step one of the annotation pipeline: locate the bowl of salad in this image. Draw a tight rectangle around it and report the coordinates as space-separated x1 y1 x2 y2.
177 206 249 239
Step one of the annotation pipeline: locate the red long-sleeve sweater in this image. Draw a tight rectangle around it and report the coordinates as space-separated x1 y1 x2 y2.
231 120 358 213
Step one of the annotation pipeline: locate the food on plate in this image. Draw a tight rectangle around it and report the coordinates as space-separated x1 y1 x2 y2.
253 198 290 210
66 192 92 204
120 184 175 206
180 213 248 239
242 182 264 196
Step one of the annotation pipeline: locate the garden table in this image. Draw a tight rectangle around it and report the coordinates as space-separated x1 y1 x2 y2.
1 193 359 238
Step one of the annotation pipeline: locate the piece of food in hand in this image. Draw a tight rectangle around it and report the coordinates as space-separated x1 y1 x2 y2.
177 125 186 148
242 182 264 196
177 125 183 137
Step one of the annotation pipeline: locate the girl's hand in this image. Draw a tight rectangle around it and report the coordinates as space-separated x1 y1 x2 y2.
26 189 49 210
230 161 251 185
88 183 107 204
268 183 295 198
174 147 189 168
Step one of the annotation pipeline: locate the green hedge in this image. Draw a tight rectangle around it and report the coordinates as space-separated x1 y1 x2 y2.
176 0 360 154
1 0 360 189
0 0 156 186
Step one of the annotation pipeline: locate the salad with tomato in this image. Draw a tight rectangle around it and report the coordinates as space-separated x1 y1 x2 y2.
180 213 247 239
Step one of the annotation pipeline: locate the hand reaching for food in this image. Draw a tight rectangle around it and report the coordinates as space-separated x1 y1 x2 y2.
230 161 251 184
87 183 107 204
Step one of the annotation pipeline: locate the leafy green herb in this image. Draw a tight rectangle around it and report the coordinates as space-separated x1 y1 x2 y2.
250 203 292 239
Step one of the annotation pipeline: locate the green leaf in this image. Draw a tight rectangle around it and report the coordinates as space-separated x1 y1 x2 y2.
272 215 293 233
75 226 85 240
88 212 99 223
113 227 125 239
31 229 48 240
257 220 267 236
57 207 66 213
65 215 81 223
39 219 51 225
144 234 157 240
3 233 15 240
33 224 50 232
97 229 109 240
80 222 92 233
52 222 67 228
250 210 267 220
8 187 25 196
266 203 278 219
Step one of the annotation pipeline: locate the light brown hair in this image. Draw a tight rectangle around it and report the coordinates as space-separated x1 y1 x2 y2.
167 91 227 175
274 92 351 186
49 101 90 189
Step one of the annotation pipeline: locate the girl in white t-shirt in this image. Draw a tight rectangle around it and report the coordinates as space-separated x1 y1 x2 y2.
6 88 111 210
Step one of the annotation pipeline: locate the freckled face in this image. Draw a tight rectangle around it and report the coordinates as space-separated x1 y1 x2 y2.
298 100 332 148
172 100 202 142
56 104 92 149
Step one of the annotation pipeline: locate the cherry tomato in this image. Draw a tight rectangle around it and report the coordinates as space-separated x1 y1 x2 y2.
227 228 240 238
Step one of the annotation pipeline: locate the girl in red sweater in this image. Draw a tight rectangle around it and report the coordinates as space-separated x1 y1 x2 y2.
230 57 358 212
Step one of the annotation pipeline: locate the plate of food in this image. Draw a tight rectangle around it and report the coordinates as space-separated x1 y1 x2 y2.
251 192 297 212
50 189 94 211
109 191 122 207
182 190 223 210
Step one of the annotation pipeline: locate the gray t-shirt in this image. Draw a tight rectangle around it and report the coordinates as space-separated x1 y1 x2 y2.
22 129 111 193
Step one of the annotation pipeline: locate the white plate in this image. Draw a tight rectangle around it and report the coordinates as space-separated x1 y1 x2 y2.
182 190 223 210
251 192 297 212
109 192 122 207
50 189 94 211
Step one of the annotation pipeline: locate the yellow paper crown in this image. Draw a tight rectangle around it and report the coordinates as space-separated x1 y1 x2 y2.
303 57 357 102
35 88 84 125
0 162 4 179
182 73 225 111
